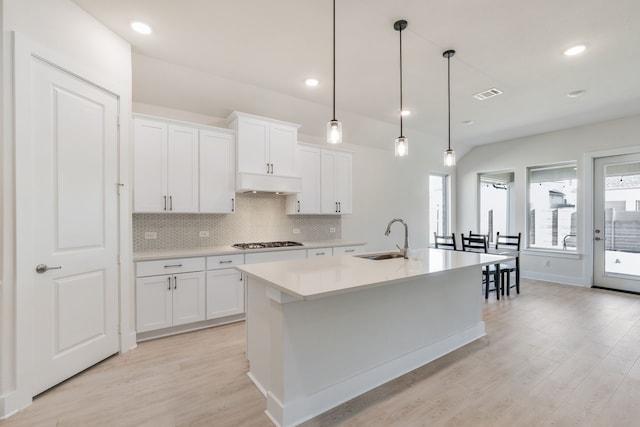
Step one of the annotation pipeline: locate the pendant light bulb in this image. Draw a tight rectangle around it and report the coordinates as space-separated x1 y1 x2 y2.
327 0 343 144
394 20 408 158
443 49 456 167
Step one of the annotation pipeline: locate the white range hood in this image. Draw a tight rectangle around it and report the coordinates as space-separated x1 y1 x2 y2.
236 172 301 194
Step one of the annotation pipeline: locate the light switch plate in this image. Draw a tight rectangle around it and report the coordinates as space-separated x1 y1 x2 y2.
329 227 336 233
292 228 300 234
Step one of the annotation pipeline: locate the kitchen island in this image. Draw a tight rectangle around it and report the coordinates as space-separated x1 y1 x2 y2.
237 248 511 427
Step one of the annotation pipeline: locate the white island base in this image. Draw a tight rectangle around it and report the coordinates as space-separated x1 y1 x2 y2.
241 253 494 427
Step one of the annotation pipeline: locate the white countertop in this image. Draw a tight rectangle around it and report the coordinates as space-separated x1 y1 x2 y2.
237 248 512 300
133 241 366 262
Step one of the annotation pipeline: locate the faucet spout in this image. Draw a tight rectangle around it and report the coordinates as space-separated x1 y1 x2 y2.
384 218 409 258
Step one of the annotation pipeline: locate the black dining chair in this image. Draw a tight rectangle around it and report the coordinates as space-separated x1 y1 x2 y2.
495 232 521 296
461 233 500 299
434 232 457 250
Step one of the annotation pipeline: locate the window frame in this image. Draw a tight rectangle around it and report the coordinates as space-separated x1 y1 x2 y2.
429 173 451 244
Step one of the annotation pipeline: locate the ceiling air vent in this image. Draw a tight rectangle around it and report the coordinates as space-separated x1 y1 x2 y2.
473 87 503 101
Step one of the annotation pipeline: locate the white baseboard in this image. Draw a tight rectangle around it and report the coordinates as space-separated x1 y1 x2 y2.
521 271 588 287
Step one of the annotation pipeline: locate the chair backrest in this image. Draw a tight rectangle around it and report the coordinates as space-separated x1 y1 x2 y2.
461 233 488 253
495 232 521 251
434 232 457 250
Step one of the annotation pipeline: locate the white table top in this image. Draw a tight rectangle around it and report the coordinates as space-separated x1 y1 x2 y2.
237 248 513 300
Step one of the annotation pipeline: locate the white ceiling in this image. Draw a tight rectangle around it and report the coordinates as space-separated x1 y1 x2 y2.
72 0 640 153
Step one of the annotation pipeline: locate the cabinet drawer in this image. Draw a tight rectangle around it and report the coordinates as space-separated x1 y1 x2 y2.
136 257 205 277
307 248 332 257
207 254 245 270
333 245 362 256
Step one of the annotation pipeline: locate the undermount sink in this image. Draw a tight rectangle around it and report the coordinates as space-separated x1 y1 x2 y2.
355 252 406 260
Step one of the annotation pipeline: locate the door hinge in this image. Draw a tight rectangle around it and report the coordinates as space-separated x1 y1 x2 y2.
116 183 124 195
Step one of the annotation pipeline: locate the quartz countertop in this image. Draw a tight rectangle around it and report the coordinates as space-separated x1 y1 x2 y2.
133 241 366 262
237 248 512 300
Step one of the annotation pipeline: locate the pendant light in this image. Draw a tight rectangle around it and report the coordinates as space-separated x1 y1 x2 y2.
443 49 456 167
327 0 342 144
394 20 408 157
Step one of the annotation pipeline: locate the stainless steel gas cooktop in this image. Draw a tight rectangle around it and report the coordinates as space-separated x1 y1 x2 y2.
232 241 304 250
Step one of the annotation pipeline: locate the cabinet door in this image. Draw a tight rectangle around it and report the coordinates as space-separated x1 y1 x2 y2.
236 117 269 175
136 275 172 332
269 123 297 177
167 125 199 212
172 271 206 326
294 145 321 213
133 118 167 212
200 130 235 213
334 151 352 214
320 150 337 214
206 269 244 319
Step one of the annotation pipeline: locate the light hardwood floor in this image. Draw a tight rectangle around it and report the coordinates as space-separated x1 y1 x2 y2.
2 279 640 427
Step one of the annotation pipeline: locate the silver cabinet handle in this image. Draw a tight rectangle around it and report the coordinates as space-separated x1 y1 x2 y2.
266 163 270 174
335 202 338 213
270 163 274 174
219 260 233 264
167 276 171 290
169 195 173 211
316 252 326 256
174 276 177 289
297 200 301 213
164 264 182 268
338 202 341 213
164 195 167 211
231 198 235 212
344 249 355 253
35 264 62 274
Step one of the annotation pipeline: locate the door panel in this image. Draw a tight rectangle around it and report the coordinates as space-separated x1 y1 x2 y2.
167 125 199 212
172 272 206 326
594 153 640 293
30 56 119 395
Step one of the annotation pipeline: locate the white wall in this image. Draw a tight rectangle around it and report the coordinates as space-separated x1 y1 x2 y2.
456 114 640 286
1 0 131 418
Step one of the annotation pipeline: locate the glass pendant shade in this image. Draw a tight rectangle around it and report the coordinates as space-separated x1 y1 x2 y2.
444 148 456 166
327 119 343 144
395 136 408 157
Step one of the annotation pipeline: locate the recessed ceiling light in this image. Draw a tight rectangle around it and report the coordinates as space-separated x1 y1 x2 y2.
400 110 411 116
568 90 586 98
564 44 586 56
305 78 319 87
131 21 152 35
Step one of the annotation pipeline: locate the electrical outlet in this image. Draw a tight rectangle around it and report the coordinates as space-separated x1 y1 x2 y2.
199 231 209 238
144 232 157 240
292 228 300 234
329 227 336 233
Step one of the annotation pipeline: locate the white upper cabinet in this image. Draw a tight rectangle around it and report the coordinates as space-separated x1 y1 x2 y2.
133 115 235 214
286 144 321 214
199 129 235 213
321 149 352 214
226 112 301 193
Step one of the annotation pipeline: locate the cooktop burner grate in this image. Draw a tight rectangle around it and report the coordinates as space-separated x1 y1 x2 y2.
232 241 303 250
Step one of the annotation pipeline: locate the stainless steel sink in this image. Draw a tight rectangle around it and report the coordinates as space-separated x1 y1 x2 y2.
355 252 406 260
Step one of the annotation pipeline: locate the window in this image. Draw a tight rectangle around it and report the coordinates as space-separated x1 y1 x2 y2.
429 174 450 244
479 171 514 243
527 163 577 251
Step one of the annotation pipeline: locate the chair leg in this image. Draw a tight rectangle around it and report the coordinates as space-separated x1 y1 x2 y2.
505 271 510 296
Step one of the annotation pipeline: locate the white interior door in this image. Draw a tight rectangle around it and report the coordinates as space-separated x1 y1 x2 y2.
29 56 120 395
594 153 640 293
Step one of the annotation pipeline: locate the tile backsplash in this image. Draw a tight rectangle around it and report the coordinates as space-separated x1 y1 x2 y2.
133 193 341 251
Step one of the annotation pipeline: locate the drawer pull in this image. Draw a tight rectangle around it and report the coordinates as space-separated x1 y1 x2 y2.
344 249 355 253
167 277 171 290
164 264 183 268
316 252 326 256
219 260 233 264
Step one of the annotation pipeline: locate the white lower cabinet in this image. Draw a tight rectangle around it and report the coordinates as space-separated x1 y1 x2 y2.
307 247 332 257
207 269 244 319
333 245 363 256
136 257 206 333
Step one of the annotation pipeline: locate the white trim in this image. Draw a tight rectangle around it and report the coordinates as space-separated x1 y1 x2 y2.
521 272 588 287
5 32 132 418
522 249 581 260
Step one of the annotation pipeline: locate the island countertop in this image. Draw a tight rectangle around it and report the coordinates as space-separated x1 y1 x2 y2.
237 248 511 300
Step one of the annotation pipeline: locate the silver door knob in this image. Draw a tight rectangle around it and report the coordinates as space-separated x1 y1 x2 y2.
35 264 62 274
594 237 602 241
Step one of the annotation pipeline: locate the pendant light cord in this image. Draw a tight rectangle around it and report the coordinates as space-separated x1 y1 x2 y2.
399 26 404 137
332 0 336 121
447 54 451 151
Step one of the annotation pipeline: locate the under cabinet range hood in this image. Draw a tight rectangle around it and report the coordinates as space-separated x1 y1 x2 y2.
235 172 301 194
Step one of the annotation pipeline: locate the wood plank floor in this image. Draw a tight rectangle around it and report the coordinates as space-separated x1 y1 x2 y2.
2 279 640 427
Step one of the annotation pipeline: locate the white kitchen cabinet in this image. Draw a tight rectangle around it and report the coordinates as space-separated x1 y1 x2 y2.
206 269 244 319
286 144 321 214
227 112 301 193
307 247 332 257
133 117 199 213
245 249 307 264
206 254 245 320
136 257 206 333
321 149 353 214
333 245 363 256
199 129 236 213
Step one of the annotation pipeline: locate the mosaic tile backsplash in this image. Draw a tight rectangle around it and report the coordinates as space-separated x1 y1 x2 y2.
133 193 342 251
